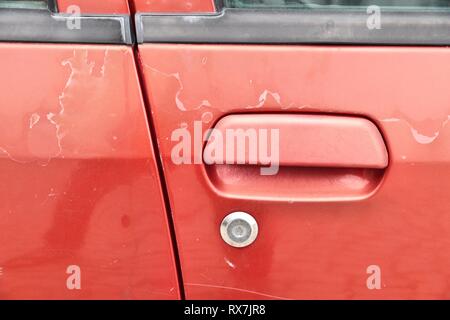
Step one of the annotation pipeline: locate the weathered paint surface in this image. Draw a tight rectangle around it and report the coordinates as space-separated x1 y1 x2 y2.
139 44 450 299
0 44 179 299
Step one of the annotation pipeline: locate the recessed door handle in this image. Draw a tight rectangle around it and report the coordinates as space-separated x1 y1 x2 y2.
203 114 388 202
205 114 388 169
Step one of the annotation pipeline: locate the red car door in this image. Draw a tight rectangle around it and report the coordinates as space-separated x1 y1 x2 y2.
135 0 450 299
0 0 179 299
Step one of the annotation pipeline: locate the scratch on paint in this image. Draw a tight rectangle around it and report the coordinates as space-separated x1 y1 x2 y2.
185 283 291 300
0 147 29 164
224 257 236 269
141 65 308 113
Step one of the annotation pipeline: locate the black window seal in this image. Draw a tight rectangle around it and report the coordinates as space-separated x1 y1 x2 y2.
48 0 58 12
0 3 133 45
214 0 224 11
135 7 450 46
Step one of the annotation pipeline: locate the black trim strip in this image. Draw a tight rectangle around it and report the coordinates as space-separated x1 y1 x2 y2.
0 8 133 44
136 8 450 45
214 0 224 11
48 0 58 12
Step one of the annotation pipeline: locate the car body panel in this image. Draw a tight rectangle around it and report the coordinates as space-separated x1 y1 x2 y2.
1 0 449 301
0 43 179 299
138 43 450 299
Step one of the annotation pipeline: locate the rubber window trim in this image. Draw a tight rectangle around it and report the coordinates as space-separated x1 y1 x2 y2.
0 6 133 44
136 7 450 46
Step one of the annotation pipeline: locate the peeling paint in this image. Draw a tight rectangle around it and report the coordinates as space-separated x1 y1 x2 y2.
173 72 186 111
246 90 281 109
410 127 440 145
382 116 450 145
29 113 40 129
143 64 187 111
141 65 308 114
196 100 211 110
0 48 118 165
0 147 28 164
47 50 92 158
143 64 220 113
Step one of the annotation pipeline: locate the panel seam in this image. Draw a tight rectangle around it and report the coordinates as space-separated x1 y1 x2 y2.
129 0 186 300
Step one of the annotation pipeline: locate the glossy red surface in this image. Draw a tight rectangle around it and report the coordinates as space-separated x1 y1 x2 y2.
139 44 450 299
205 114 387 202
132 0 215 13
207 114 388 168
57 0 130 14
0 44 179 299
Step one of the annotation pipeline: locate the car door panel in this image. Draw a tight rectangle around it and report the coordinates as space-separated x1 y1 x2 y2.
137 42 450 299
0 4 179 299
2 0 450 301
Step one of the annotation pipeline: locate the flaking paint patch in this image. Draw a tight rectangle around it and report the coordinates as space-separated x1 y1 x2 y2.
382 116 450 145
410 127 440 145
29 113 40 129
143 64 222 113
246 90 281 109
143 64 187 111
143 66 307 114
44 50 84 159
0 49 111 165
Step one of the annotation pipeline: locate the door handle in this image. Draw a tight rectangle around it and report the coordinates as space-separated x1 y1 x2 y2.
203 114 388 202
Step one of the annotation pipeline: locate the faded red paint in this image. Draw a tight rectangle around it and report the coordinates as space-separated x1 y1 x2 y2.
138 44 450 299
57 1 216 15
132 0 215 13
0 44 179 299
57 0 130 14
